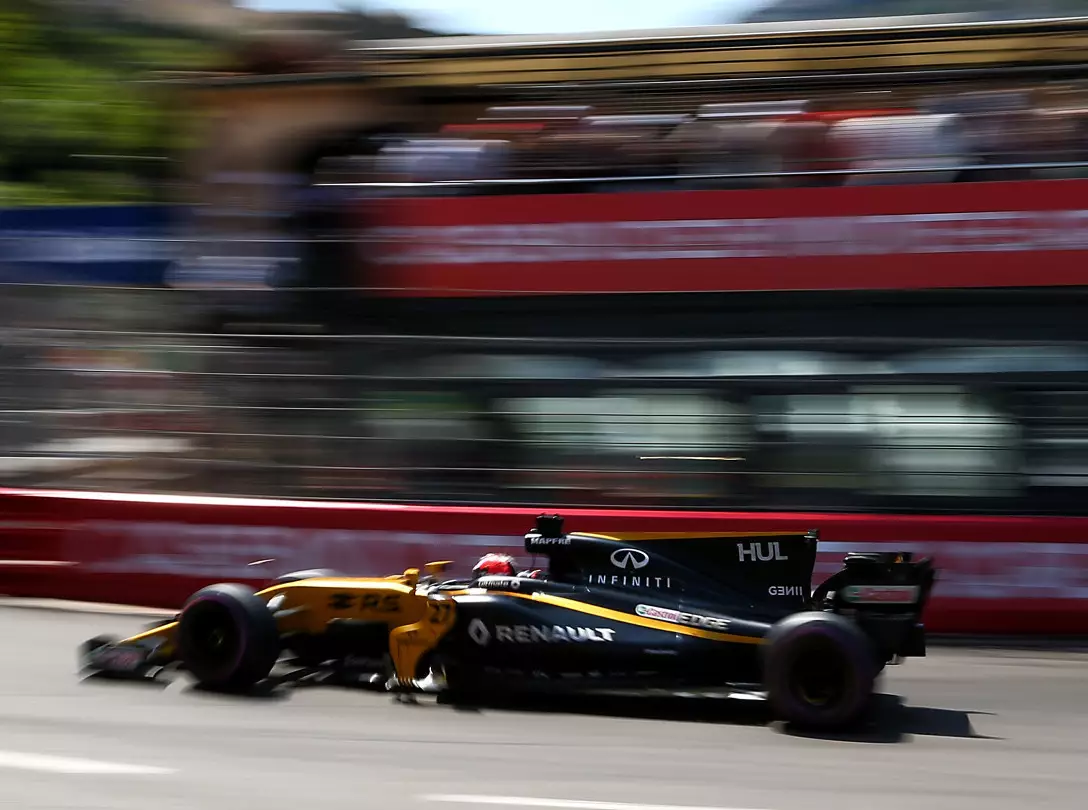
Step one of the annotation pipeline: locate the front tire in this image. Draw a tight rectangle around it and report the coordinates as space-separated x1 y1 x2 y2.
176 583 280 691
762 612 877 730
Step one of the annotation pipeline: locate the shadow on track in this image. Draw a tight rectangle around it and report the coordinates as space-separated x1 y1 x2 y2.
78 670 172 690
434 689 998 743
184 681 293 701
779 693 1001 743
79 667 997 742
79 668 295 701
441 690 769 727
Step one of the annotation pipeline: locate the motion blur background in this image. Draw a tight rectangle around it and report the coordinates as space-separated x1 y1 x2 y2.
5 0 1088 517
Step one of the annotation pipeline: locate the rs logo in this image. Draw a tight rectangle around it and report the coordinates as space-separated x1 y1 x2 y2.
327 593 401 612
737 541 789 562
328 593 354 610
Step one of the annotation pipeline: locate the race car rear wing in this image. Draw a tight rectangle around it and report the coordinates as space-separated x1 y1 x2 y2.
813 551 937 660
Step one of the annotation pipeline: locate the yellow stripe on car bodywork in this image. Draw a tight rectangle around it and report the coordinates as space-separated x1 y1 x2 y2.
447 589 764 645
122 621 178 644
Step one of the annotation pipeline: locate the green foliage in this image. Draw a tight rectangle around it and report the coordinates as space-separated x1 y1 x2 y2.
0 1 219 206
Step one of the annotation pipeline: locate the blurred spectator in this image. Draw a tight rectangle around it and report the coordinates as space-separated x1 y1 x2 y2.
828 113 967 185
337 83 1088 193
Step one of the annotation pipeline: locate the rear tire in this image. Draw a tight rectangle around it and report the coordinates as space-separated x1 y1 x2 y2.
176 583 280 691
762 612 877 731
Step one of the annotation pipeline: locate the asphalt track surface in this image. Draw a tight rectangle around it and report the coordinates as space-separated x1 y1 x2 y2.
1 603 1086 810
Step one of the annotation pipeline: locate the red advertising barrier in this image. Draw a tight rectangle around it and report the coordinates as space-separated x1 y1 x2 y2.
1 487 1087 635
366 179 1088 297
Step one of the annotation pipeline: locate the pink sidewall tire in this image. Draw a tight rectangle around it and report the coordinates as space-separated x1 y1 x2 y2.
762 611 878 731
177 583 280 691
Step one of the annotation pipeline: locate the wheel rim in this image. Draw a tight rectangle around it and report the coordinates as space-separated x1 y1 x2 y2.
183 601 241 673
788 640 852 712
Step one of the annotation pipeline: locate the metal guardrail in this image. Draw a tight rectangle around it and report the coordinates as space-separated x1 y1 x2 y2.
0 315 1085 513
317 160 1088 192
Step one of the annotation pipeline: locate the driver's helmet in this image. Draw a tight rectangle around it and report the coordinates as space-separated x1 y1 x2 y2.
472 553 517 578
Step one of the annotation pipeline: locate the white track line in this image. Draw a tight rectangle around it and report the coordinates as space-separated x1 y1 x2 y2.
422 796 767 810
0 751 175 775
0 598 174 617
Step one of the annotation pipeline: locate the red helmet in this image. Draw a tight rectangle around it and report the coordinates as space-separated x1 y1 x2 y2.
473 553 517 578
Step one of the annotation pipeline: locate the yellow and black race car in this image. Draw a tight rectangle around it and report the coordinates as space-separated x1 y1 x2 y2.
80 514 935 729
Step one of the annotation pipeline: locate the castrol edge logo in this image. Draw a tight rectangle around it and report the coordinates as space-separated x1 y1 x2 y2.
842 585 920 604
636 604 730 631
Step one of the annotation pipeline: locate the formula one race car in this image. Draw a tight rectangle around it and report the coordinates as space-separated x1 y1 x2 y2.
80 515 935 730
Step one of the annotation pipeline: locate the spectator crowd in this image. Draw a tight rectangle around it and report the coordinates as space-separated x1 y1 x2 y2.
366 84 1088 190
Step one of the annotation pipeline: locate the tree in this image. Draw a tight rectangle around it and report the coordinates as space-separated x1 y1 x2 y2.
0 1 219 205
